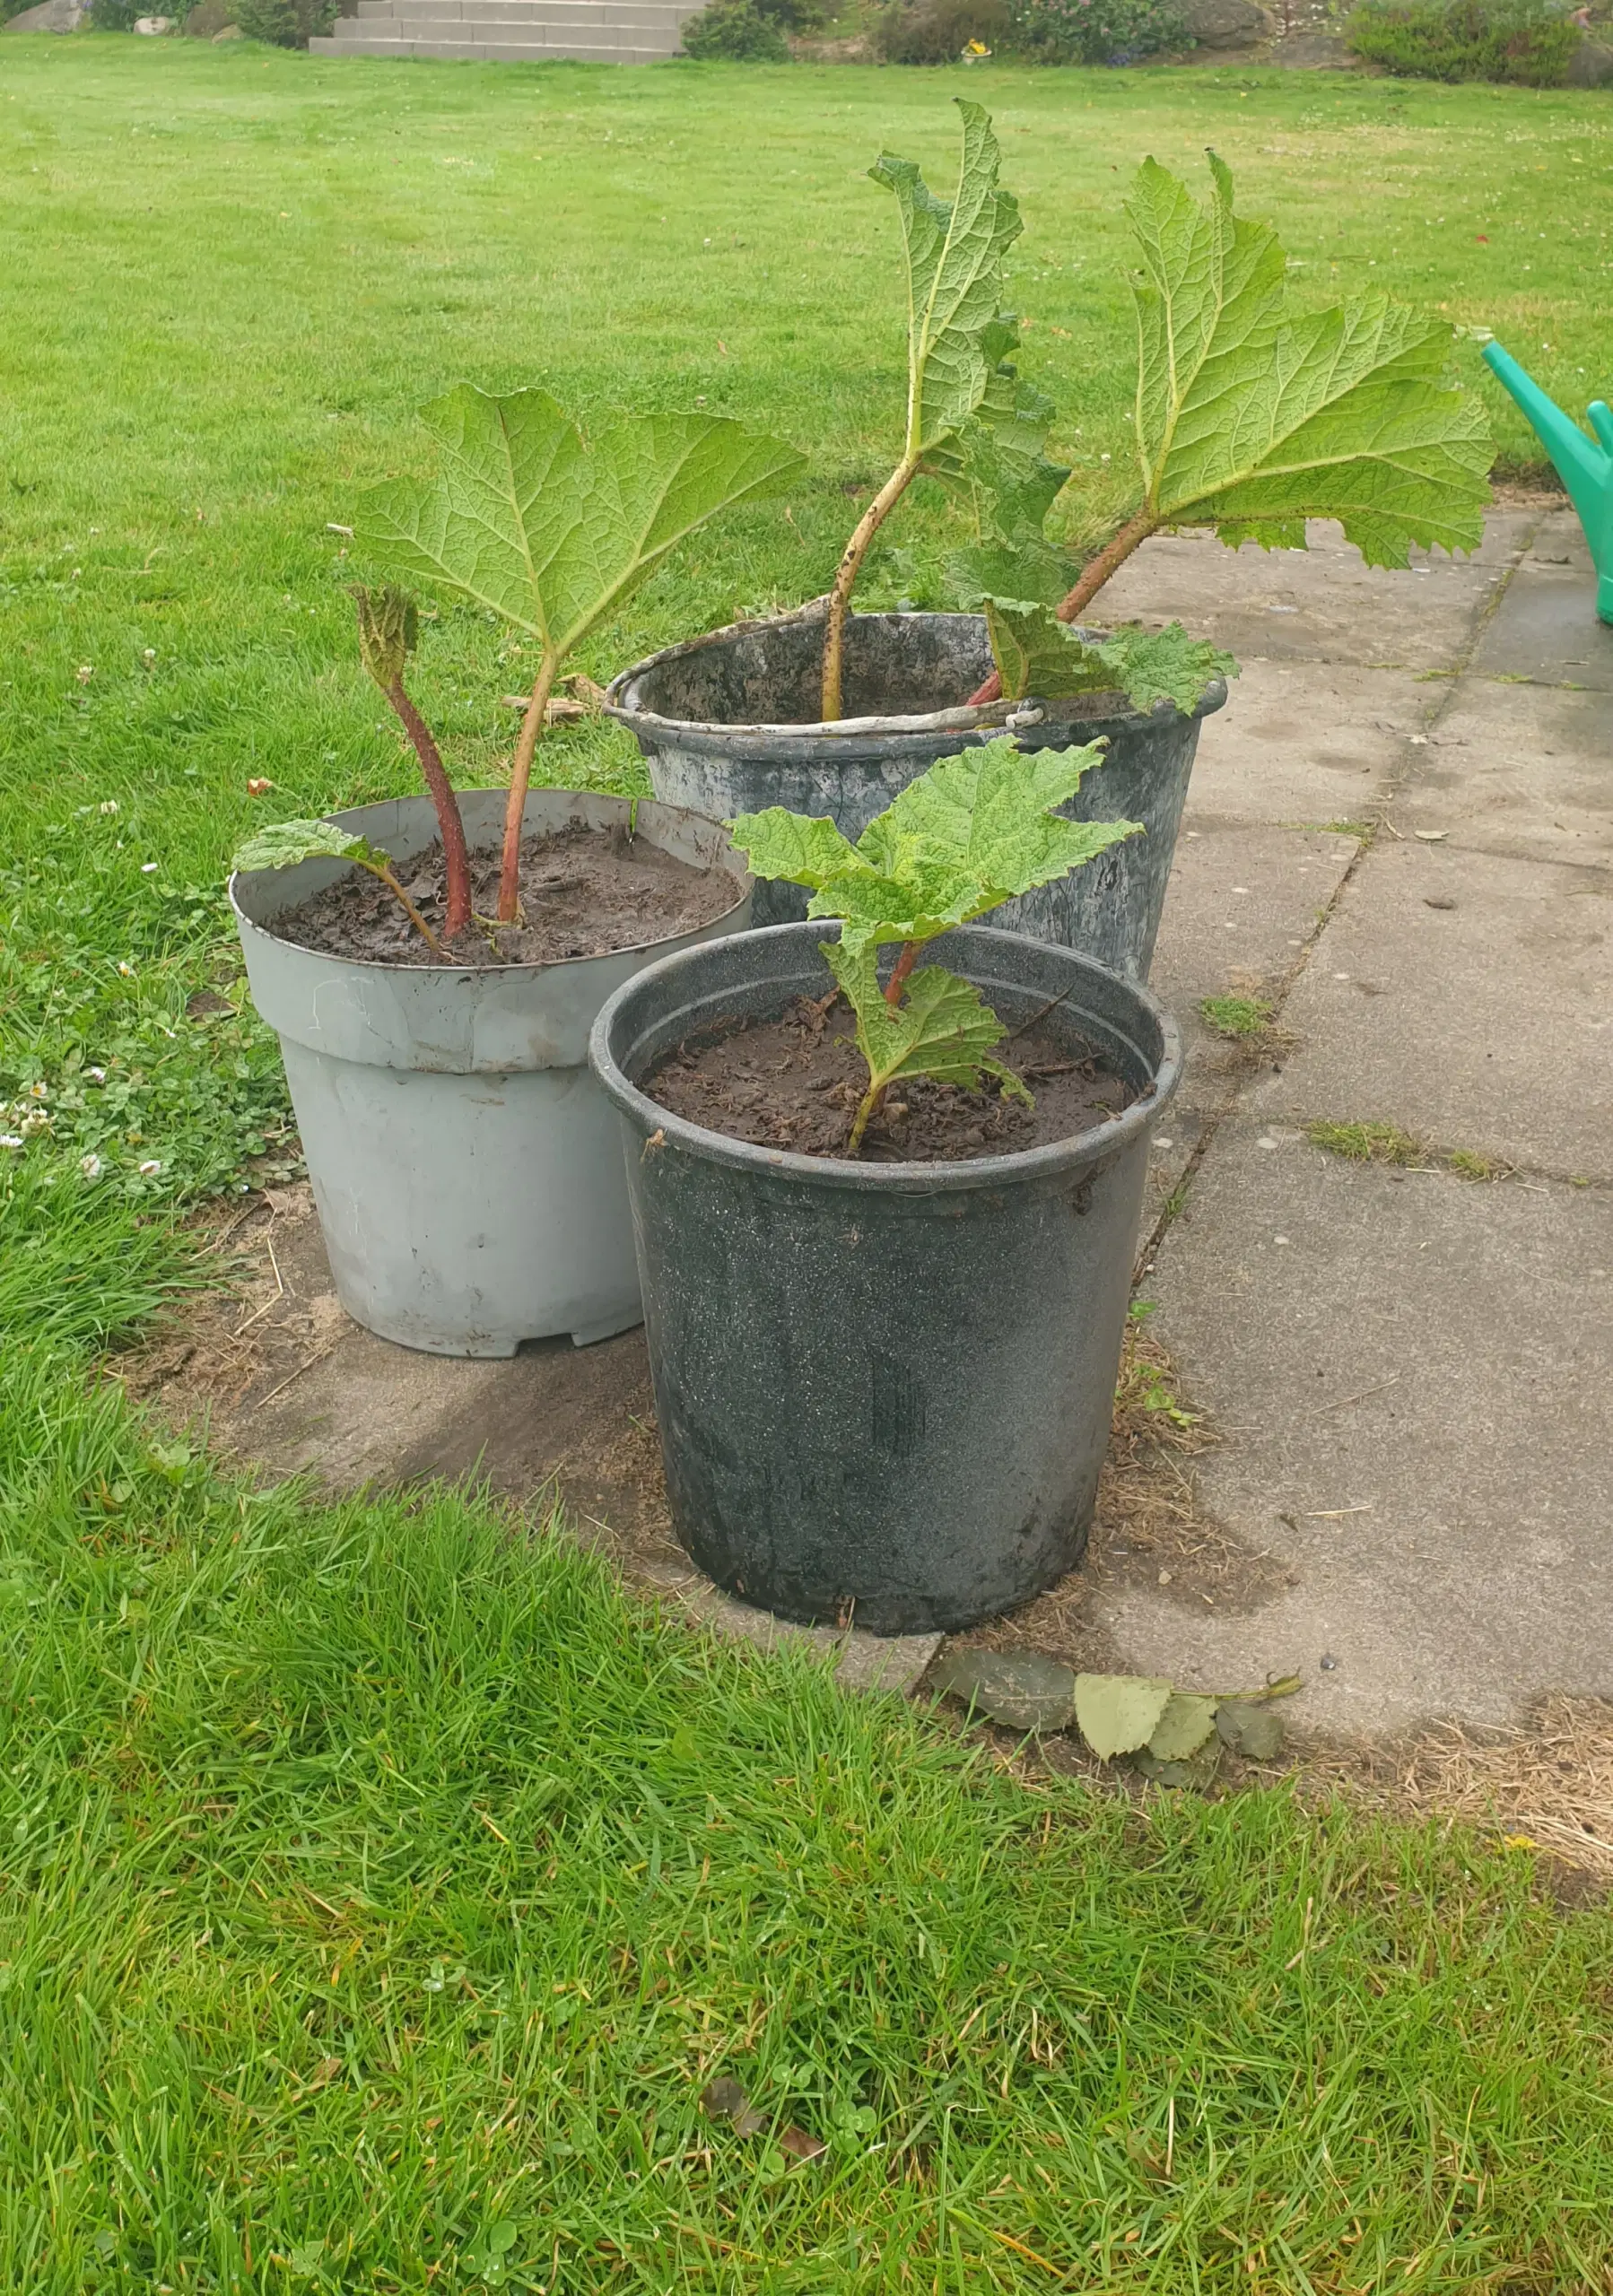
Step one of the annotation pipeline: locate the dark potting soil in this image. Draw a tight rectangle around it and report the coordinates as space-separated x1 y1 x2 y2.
643 992 1137 1164
273 824 737 969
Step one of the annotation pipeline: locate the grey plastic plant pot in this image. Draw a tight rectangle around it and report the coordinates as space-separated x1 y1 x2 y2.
230 789 752 1359
589 921 1181 1635
605 604 1226 983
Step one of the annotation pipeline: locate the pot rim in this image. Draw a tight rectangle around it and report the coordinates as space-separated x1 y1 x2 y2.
228 787 753 984
589 919 1181 1198
603 601 1228 747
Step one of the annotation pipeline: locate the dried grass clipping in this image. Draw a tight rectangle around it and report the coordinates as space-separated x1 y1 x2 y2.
1320 1697 1613 1883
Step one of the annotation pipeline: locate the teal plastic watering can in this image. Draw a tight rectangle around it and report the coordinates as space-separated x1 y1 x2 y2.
1483 342 1613 627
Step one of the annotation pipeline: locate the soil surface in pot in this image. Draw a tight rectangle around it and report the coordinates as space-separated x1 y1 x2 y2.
644 991 1136 1163
272 825 737 968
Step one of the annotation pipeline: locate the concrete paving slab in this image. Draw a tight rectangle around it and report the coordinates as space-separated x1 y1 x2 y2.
1186 660 1435 826
1093 1123 1613 1736
1469 509 1613 691
1096 515 1534 674
1396 674 1613 870
1155 824 1365 997
197 1196 936 1700
632 1552 941 1694
1246 837 1613 1182
1139 820 1361 1226
1517 505 1597 582
1133 822 1358 1228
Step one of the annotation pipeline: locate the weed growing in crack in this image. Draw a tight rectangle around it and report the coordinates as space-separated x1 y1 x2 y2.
1307 1118 1508 1181
1307 1118 1425 1165
1200 994 1276 1040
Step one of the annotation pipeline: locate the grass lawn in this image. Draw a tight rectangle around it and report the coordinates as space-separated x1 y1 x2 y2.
3 38 1613 2291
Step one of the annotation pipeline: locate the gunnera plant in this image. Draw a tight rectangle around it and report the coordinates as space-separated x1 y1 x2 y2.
728 735 1140 1152
950 141 1495 706
236 391 802 950
815 101 1491 724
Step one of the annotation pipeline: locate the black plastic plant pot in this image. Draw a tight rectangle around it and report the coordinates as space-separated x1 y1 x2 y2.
605 605 1227 983
589 921 1181 1636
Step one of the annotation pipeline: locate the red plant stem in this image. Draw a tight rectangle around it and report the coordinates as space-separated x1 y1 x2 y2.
500 652 560 925
884 940 920 1006
963 509 1159 709
821 457 921 724
386 676 472 939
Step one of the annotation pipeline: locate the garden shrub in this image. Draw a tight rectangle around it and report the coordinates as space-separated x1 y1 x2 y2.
1004 0 1190 62
182 0 240 31
873 0 1011 61
679 0 822 55
91 0 217 20
234 0 336 41
680 0 789 55
1347 0 1579 83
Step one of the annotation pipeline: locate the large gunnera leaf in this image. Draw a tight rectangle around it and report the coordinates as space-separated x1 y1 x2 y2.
731 737 1138 963
731 740 1142 1152
942 364 1073 610
232 821 381 875
357 386 805 656
871 100 1024 460
824 940 1028 1106
983 602 1238 717
1129 155 1490 563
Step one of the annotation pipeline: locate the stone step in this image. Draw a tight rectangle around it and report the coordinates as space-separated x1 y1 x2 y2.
353 0 694 17
311 29 679 52
341 13 685 32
